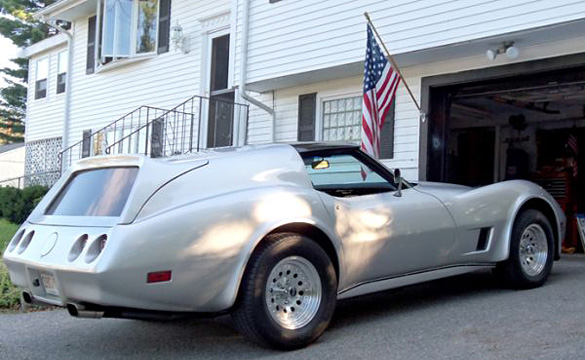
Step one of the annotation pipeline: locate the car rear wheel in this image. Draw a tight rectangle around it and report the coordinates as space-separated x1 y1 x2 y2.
232 233 337 350
496 209 554 289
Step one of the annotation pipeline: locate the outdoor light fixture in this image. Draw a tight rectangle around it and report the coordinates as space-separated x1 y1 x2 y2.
486 42 519 61
171 22 190 54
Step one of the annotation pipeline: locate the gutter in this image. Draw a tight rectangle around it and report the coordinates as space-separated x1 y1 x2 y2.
38 17 74 158
239 0 276 142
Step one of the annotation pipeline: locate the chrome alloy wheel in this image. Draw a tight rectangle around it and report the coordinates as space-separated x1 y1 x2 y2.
519 224 548 277
265 256 322 330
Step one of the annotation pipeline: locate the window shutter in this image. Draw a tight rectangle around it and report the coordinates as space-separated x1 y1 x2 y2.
86 16 97 74
150 119 164 158
298 93 316 141
81 130 92 158
158 0 172 54
380 102 395 159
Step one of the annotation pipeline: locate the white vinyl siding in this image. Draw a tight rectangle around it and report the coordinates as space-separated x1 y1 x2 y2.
22 0 585 184
67 0 230 147
24 0 231 144
26 48 67 141
242 0 585 83
245 76 420 179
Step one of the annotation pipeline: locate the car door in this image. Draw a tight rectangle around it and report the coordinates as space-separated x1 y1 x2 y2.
303 151 457 289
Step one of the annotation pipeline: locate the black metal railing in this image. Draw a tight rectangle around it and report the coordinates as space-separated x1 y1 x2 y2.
59 105 172 170
104 95 249 159
0 171 61 189
59 96 249 170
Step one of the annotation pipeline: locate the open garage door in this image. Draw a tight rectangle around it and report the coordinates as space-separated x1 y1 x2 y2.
424 57 585 251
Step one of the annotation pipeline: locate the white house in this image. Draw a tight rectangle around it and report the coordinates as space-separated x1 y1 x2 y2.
0 143 25 186
20 0 585 204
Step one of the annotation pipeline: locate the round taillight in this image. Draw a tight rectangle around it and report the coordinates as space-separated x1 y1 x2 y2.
17 231 35 254
85 235 107 263
7 229 25 252
68 234 89 262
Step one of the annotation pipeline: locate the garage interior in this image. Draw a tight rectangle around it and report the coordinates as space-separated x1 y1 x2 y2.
427 63 585 252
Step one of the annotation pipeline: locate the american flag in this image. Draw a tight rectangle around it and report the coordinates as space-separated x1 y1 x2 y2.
361 24 401 159
567 134 578 177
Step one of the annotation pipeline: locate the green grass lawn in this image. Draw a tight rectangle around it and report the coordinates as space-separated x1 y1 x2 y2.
0 219 21 310
0 219 19 254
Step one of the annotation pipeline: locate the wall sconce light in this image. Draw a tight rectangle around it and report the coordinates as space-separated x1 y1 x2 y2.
171 22 190 54
486 42 519 61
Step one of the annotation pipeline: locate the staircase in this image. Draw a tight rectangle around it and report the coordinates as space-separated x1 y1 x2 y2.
59 95 249 171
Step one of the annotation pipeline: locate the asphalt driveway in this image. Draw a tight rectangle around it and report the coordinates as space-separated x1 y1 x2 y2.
1 256 584 360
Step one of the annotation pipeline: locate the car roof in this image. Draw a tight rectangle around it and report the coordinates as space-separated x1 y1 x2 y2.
290 142 360 153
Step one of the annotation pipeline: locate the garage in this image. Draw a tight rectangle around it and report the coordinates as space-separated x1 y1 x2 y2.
422 54 585 252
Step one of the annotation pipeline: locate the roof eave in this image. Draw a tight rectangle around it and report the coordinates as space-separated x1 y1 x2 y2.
18 33 68 58
34 0 94 22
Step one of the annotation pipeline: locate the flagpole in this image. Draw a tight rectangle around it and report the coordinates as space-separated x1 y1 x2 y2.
364 12 423 116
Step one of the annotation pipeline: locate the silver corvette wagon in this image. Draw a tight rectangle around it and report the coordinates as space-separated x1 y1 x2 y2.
3 142 565 349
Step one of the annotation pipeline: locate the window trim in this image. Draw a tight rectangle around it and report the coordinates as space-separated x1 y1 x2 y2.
316 90 362 142
56 50 68 94
95 0 161 68
94 52 156 73
321 93 362 143
34 56 50 100
315 87 396 160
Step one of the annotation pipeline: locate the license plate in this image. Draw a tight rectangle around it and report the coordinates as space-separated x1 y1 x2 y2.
40 273 59 296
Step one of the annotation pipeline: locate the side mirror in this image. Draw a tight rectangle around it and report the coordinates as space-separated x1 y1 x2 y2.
394 168 403 197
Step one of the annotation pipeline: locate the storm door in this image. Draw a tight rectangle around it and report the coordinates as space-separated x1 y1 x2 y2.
207 33 234 148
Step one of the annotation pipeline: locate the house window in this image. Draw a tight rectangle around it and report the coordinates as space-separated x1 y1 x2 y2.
35 57 49 100
320 95 396 159
94 0 170 67
322 96 362 142
57 50 68 94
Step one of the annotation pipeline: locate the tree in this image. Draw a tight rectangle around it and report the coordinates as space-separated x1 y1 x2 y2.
0 0 57 144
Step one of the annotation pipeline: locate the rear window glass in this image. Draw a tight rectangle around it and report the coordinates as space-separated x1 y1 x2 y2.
45 167 138 216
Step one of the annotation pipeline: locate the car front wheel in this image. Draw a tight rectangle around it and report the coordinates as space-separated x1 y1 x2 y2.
496 209 554 289
232 233 337 349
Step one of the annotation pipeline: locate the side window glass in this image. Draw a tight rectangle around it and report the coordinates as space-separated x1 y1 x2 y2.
302 154 395 196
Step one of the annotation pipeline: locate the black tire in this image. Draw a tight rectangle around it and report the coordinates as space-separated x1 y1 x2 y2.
495 209 554 289
231 233 337 350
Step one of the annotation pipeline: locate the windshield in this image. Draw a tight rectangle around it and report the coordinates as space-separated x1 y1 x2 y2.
45 167 138 217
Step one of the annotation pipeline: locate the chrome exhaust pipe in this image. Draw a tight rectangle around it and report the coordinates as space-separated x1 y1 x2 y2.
22 292 33 304
67 303 104 319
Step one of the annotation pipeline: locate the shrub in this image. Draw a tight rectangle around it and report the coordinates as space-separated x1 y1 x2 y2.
0 186 49 224
0 219 21 310
0 262 20 310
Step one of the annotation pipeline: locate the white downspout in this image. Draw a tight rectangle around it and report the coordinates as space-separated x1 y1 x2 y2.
40 18 73 156
239 0 276 142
